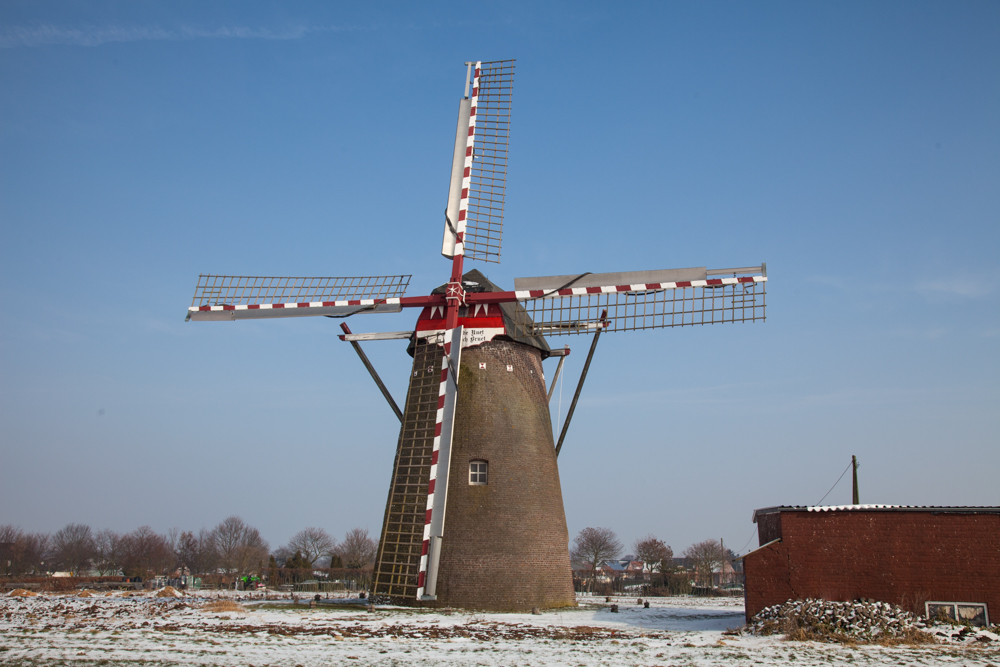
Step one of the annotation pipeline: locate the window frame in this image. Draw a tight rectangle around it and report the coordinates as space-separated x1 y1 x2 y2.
469 459 488 486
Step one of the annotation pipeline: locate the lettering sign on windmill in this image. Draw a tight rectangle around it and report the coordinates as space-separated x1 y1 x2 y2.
186 60 767 611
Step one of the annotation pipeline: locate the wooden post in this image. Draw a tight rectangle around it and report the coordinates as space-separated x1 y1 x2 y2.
555 312 607 457
852 455 859 505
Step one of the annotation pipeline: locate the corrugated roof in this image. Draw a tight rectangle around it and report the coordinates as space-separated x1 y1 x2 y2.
753 505 1000 522
808 504 901 511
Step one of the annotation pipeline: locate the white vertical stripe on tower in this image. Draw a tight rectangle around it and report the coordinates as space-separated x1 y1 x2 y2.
416 325 463 599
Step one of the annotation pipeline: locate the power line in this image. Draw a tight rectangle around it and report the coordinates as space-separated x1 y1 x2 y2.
816 460 854 506
737 525 758 555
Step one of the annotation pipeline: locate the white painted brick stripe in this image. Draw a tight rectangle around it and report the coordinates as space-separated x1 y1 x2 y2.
514 276 767 301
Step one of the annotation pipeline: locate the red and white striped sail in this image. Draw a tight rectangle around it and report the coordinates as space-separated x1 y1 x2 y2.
420 60 519 599
510 266 767 336
186 274 410 321
441 60 514 264
440 63 479 260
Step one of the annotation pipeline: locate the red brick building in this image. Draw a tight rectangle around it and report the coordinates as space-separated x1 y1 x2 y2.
741 505 1000 622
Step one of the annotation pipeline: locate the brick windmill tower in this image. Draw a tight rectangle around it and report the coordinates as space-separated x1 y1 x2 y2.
186 60 767 611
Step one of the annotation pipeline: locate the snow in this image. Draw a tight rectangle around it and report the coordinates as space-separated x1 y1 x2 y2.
1 590 997 666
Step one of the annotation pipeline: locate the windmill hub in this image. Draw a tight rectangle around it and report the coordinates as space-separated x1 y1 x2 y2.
445 282 467 306
186 60 767 611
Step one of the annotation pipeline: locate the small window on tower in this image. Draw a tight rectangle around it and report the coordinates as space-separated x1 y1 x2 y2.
469 460 488 485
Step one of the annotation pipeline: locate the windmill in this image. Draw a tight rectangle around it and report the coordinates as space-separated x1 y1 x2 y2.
186 60 767 611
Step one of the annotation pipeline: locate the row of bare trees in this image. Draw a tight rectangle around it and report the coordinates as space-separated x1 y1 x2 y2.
173 516 270 578
0 520 378 580
570 528 674 583
275 527 377 570
0 523 176 578
682 538 738 587
570 527 738 589
1 517 267 579
0 525 50 577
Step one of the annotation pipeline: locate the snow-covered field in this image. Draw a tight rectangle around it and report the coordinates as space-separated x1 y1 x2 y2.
2 590 997 666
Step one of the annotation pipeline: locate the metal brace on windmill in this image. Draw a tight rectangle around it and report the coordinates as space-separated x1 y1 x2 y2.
186 60 767 611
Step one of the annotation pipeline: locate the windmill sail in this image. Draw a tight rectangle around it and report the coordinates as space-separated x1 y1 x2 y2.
511 266 767 335
465 60 514 263
441 60 514 263
187 274 410 321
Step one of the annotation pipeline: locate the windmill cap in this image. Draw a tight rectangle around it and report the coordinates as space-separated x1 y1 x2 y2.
406 269 551 358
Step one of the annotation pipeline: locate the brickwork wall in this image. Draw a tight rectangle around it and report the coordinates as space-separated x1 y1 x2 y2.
743 511 1000 622
431 339 576 611
743 539 795 622
756 512 781 545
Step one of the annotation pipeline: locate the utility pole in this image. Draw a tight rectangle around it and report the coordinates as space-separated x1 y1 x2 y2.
851 455 859 505
720 538 725 587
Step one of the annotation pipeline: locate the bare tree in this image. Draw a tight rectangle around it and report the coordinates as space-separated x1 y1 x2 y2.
213 516 248 573
0 525 24 576
8 531 51 575
166 527 182 568
175 531 197 573
93 529 124 575
51 523 96 574
286 527 336 567
120 526 173 579
213 516 269 576
272 545 293 566
0 528 52 576
0 530 51 575
683 539 724 587
336 528 377 570
194 528 220 574
175 530 219 575
632 534 673 575
571 527 622 589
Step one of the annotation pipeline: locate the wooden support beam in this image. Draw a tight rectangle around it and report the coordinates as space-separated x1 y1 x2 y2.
339 322 403 422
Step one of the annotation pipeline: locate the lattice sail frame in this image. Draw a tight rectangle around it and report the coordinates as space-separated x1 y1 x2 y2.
464 60 514 264
511 276 766 336
190 274 410 307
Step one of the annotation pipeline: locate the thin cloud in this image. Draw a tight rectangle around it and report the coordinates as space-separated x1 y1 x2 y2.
806 275 848 289
809 271 996 300
0 24 352 48
916 276 994 299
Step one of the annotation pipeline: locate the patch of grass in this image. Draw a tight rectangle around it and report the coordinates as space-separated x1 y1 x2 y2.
200 600 244 613
873 627 938 646
779 618 937 646
252 602 368 612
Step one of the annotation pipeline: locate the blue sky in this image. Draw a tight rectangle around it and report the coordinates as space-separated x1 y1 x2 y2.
1 1 997 557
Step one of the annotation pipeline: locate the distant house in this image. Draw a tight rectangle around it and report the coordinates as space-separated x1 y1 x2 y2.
597 559 646 581
669 556 740 588
670 557 696 573
709 560 740 588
